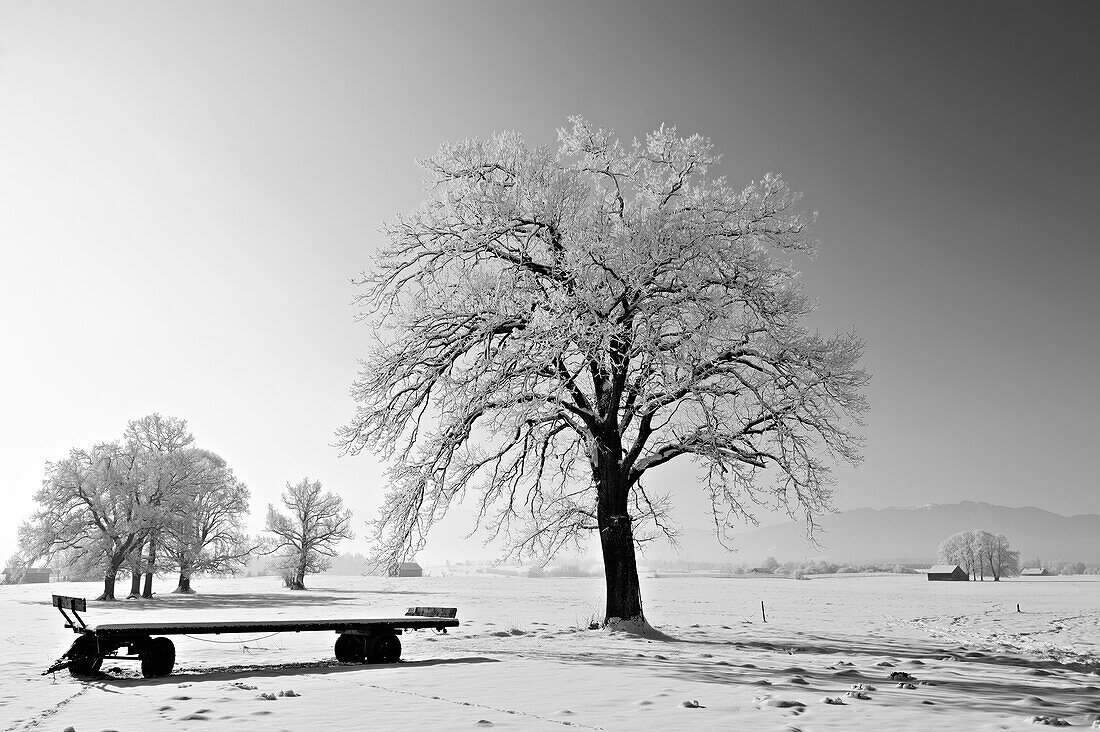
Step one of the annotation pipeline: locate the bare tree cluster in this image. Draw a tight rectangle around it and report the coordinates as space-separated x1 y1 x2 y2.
18 415 252 599
937 529 1020 581
263 478 353 590
341 118 868 626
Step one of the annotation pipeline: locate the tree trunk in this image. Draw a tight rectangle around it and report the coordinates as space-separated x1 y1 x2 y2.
97 558 124 601
594 448 644 626
174 564 195 594
142 536 157 598
98 573 118 601
128 566 142 598
292 557 308 591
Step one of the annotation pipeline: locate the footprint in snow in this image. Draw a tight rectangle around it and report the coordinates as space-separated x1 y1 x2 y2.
754 696 807 712
1023 715 1070 726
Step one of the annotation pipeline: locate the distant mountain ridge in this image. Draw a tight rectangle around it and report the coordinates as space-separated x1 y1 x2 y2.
650 501 1100 566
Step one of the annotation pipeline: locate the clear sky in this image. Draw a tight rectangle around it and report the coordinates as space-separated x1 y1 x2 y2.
2 1 1098 564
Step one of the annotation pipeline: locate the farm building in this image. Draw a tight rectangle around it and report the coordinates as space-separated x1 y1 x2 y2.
926 564 968 581
1 567 51 584
391 562 423 578
1020 568 1050 577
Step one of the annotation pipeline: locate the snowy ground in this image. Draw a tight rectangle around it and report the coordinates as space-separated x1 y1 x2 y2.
2 573 1098 731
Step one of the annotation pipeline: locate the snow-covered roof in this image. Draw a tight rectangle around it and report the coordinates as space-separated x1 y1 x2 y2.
926 565 963 574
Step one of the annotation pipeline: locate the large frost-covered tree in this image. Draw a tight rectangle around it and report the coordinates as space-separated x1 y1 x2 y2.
19 415 243 600
162 450 251 594
341 118 868 627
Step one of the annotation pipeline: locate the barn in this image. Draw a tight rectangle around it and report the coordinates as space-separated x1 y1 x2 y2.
1 567 51 584
1020 568 1050 577
926 564 968 581
392 562 423 578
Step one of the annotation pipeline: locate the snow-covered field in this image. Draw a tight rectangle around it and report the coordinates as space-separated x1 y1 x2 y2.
2 573 1098 730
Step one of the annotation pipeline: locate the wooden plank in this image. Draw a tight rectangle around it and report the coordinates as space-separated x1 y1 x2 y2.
52 595 87 612
406 607 458 618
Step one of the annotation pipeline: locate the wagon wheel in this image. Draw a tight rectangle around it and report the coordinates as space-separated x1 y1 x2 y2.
368 632 401 664
68 635 103 677
140 637 176 678
334 633 367 663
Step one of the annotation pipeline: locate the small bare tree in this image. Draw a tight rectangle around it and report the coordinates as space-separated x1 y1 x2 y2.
340 118 868 627
2 553 28 584
264 479 353 590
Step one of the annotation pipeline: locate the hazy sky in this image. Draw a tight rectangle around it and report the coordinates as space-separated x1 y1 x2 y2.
2 1 1097 563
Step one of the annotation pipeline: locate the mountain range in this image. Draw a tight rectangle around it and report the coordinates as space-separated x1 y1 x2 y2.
647 501 1100 566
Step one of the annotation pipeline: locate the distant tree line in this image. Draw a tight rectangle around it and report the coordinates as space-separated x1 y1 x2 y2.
11 414 352 598
1031 559 1094 576
645 557 919 578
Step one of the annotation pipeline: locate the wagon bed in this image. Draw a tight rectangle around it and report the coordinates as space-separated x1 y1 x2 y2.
45 595 459 678
88 616 458 636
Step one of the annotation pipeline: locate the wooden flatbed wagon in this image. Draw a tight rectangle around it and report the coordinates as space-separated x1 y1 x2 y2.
45 595 459 678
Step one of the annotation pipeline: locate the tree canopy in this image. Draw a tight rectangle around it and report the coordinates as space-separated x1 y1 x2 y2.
938 529 1019 581
341 118 869 625
19 415 249 599
264 478 353 590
